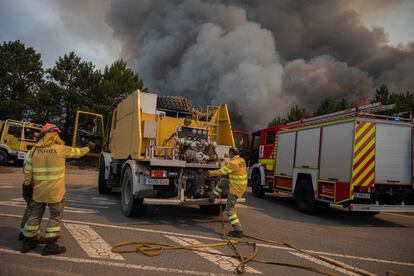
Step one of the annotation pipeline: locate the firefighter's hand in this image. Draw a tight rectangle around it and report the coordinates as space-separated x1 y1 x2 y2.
22 184 33 203
87 141 96 150
208 194 216 203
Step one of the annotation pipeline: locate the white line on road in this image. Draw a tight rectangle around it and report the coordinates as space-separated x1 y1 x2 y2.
166 235 261 274
65 223 124 260
0 248 224 276
0 201 99 214
382 213 414 219
2 213 413 268
290 252 376 276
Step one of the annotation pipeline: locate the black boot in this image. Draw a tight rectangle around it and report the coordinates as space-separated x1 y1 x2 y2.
21 237 37 253
227 230 243 238
42 238 66 256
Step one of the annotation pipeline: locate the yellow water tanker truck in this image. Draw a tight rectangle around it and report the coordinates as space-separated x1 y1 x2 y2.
0 119 42 165
72 90 244 216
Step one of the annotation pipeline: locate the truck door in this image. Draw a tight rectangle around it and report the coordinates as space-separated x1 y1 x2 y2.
2 121 23 151
72 111 104 157
250 131 261 165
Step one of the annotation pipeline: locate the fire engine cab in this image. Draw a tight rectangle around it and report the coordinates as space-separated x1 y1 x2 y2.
248 103 414 214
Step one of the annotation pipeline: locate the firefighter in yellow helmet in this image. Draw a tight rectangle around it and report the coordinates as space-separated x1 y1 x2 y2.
208 147 247 238
21 123 94 255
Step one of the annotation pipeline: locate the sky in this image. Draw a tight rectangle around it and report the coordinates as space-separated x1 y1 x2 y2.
1 0 412 69
1 0 413 128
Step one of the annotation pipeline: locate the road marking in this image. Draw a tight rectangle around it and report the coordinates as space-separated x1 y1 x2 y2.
166 235 261 274
290 252 376 276
382 213 414 219
11 197 111 209
2 213 413 268
0 201 99 214
0 248 224 276
65 223 124 260
0 186 14 189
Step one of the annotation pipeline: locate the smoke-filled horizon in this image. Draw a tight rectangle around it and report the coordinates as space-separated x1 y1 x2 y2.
106 0 413 129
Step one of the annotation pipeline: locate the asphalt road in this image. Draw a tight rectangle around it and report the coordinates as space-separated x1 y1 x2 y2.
0 165 413 276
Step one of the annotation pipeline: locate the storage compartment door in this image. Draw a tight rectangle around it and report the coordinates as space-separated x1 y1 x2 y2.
275 132 296 176
375 123 412 184
319 122 354 182
295 128 320 169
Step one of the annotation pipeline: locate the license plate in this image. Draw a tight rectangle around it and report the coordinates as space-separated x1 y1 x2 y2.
354 192 370 199
144 178 170 185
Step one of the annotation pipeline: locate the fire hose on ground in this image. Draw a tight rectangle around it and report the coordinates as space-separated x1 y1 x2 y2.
111 198 401 276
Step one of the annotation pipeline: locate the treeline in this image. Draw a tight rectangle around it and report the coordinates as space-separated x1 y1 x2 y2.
268 85 414 127
1 40 412 140
0 40 145 142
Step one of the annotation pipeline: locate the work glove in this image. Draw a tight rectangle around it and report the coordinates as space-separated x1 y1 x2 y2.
208 194 216 203
87 141 96 150
22 184 33 203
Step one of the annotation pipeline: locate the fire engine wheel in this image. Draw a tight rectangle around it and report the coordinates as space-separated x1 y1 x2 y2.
156 96 193 112
121 166 146 217
0 150 8 166
294 178 321 215
98 157 112 194
252 172 265 198
199 204 224 215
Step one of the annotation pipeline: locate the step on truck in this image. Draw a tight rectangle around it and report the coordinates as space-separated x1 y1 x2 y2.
72 90 244 216
0 119 42 165
249 103 414 214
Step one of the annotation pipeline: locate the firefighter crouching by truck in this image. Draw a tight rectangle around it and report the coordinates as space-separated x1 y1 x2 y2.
208 147 247 238
21 123 95 255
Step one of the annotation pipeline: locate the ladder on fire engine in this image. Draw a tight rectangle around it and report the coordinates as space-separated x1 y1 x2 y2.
206 105 220 142
286 103 399 127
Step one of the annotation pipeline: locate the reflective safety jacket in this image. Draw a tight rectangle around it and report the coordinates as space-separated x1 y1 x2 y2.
209 155 247 198
23 132 90 203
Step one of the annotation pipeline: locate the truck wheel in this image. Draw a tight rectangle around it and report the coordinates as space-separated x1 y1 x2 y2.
121 166 146 217
294 178 320 214
199 204 224 215
252 172 265 198
0 150 8 166
98 157 111 194
156 96 193 112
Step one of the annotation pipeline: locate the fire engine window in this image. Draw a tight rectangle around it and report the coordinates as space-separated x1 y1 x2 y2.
252 134 261 149
266 130 275 145
8 125 22 139
24 127 40 141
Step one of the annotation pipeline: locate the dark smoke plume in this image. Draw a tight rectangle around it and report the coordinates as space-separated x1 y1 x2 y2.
106 0 413 129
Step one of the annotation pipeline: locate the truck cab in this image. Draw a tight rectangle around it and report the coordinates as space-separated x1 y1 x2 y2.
0 119 42 165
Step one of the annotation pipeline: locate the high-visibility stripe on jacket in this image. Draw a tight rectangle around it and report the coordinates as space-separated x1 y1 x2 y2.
23 132 90 203
209 155 247 198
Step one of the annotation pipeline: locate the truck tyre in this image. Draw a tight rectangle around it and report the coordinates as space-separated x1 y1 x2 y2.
252 172 265 198
199 204 224 215
121 166 146 217
98 157 111 194
294 178 320 214
0 150 8 166
157 96 193 113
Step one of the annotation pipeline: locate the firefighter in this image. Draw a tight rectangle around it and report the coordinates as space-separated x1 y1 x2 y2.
208 147 247 238
21 123 94 255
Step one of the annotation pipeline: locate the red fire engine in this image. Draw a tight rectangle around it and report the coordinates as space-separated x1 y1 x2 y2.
247 103 414 214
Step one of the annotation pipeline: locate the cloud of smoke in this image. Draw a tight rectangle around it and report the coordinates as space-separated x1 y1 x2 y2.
106 0 412 129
